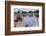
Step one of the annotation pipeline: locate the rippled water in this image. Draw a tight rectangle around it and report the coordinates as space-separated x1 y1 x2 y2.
14 16 39 27
22 16 39 27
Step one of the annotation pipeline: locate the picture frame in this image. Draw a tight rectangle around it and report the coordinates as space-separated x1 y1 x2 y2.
5 1 45 35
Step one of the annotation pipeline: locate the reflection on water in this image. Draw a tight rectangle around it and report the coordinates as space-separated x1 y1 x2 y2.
23 16 39 27
14 15 39 27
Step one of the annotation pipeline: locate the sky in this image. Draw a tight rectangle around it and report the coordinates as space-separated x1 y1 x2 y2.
14 8 39 12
